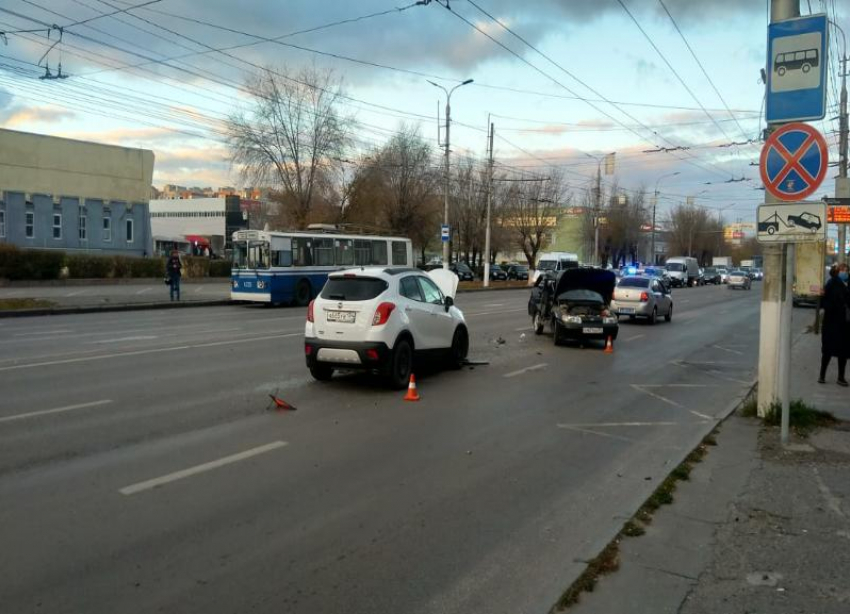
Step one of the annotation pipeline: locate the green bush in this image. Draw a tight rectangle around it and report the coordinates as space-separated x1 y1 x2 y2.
0 245 64 280
182 256 209 279
65 253 113 279
130 257 165 278
209 260 232 277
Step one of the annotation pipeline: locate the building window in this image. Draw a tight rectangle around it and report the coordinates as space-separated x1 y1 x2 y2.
54 213 63 240
26 211 34 238
79 214 87 241
0 208 5 238
103 215 112 242
126 218 134 243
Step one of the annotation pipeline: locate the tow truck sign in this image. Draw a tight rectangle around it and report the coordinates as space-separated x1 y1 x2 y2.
757 202 827 243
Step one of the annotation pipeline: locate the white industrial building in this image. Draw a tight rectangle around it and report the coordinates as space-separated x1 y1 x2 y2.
149 197 228 255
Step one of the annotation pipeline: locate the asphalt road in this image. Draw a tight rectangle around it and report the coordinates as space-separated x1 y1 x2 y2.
0 285 784 614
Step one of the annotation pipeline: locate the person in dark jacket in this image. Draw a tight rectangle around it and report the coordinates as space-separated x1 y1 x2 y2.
166 249 183 302
819 263 850 386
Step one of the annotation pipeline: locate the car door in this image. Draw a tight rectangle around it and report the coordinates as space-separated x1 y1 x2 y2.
651 280 670 315
416 275 454 349
398 275 433 348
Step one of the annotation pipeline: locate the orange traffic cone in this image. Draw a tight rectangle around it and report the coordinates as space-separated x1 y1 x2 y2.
268 394 297 411
604 336 614 354
404 374 420 401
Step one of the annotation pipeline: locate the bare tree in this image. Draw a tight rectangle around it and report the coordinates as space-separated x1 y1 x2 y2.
227 65 352 229
502 172 566 269
600 187 649 267
665 203 723 263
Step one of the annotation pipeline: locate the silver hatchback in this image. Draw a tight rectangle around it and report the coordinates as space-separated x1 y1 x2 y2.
610 276 673 324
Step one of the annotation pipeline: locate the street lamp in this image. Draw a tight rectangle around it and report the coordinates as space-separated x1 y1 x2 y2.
428 78 474 270
652 171 679 265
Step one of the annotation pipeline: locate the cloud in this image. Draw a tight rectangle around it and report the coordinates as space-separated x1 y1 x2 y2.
1 105 76 127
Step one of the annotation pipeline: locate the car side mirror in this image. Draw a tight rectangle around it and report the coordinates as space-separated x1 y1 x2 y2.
445 296 454 312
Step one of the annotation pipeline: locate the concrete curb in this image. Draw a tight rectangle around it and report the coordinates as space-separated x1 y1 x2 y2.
0 277 231 287
0 299 232 319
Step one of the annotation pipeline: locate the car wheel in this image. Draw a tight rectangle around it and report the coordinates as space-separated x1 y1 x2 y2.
293 279 312 307
533 312 545 335
309 364 334 381
449 327 469 369
649 307 657 325
386 338 413 390
665 305 672 322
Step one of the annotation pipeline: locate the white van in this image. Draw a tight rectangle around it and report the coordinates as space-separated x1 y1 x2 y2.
665 257 700 287
532 252 579 283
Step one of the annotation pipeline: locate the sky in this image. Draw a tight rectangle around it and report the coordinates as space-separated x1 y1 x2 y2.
0 0 847 224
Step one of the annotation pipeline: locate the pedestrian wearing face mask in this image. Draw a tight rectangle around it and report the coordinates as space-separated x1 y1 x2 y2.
819 263 850 386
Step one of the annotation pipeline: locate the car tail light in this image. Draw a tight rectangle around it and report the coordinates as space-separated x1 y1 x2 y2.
307 300 315 323
640 291 649 302
372 302 396 326
304 344 313 356
365 349 380 361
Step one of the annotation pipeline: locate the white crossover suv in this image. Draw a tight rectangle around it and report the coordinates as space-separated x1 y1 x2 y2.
304 267 469 388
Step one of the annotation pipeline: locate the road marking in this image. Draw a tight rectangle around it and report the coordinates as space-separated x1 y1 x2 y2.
624 334 645 342
0 332 302 372
119 441 288 495
466 308 526 317
514 326 532 332
135 287 153 295
558 421 679 428
194 285 204 293
0 399 112 424
503 363 548 378
557 425 634 442
713 344 744 356
14 329 74 337
64 290 85 297
483 303 504 308
679 299 691 304
630 384 713 420
639 384 711 388
93 335 159 344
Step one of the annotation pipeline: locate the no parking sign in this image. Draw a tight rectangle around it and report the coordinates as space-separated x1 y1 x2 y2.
759 122 828 201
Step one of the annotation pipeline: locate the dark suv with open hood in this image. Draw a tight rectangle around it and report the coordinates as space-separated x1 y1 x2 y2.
528 268 619 347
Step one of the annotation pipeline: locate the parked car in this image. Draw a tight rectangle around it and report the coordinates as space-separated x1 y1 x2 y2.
488 266 508 281
727 269 752 290
702 266 722 285
528 268 618 346
506 264 529 280
305 267 468 388
611 276 673 324
449 262 475 282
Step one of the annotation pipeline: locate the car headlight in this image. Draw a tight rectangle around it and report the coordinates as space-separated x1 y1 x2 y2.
603 316 618 324
562 315 582 324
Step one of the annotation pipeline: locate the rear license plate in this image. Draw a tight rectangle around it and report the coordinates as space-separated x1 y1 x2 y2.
583 327 603 334
326 310 355 323
618 307 635 314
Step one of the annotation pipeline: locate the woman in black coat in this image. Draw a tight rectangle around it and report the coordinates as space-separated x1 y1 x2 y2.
819 263 850 386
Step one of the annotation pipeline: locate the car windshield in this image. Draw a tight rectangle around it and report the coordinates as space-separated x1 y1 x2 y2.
321 277 388 301
618 277 650 288
456 263 472 273
538 260 556 271
729 270 744 276
513 266 528 272
666 263 684 272
704 267 717 274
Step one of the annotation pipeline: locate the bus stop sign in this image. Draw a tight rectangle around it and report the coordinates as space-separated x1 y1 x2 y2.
759 122 828 201
766 13 828 123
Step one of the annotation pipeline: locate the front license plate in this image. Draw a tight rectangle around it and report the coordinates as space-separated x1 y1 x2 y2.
326 310 355 323
583 327 603 334
618 307 635 314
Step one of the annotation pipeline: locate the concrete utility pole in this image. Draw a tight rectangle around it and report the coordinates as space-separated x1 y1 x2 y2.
653 171 680 265
758 0 800 438
837 47 848 257
483 121 495 288
594 163 602 266
429 79 473 270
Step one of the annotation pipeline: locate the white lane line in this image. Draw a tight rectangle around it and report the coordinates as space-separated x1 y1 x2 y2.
558 421 679 428
194 285 204 294
639 384 711 388
713 344 744 356
515 326 532 332
0 332 302 372
93 335 159 344
483 303 504 308
504 363 548 378
135 287 153 295
630 384 713 420
557 425 634 442
466 308 527 317
119 441 288 496
679 299 691 304
624 334 645 342
64 290 85 297
14 329 74 337
0 399 112 424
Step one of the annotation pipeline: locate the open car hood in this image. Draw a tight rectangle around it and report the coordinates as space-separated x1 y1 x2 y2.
427 268 459 299
554 268 616 304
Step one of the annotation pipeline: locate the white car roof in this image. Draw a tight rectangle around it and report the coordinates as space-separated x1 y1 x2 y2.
327 267 458 298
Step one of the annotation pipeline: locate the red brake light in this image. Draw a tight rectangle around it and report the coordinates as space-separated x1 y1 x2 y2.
307 300 315 323
372 302 396 326
640 291 649 302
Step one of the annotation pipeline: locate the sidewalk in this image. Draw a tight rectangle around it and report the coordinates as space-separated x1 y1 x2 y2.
565 310 850 614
